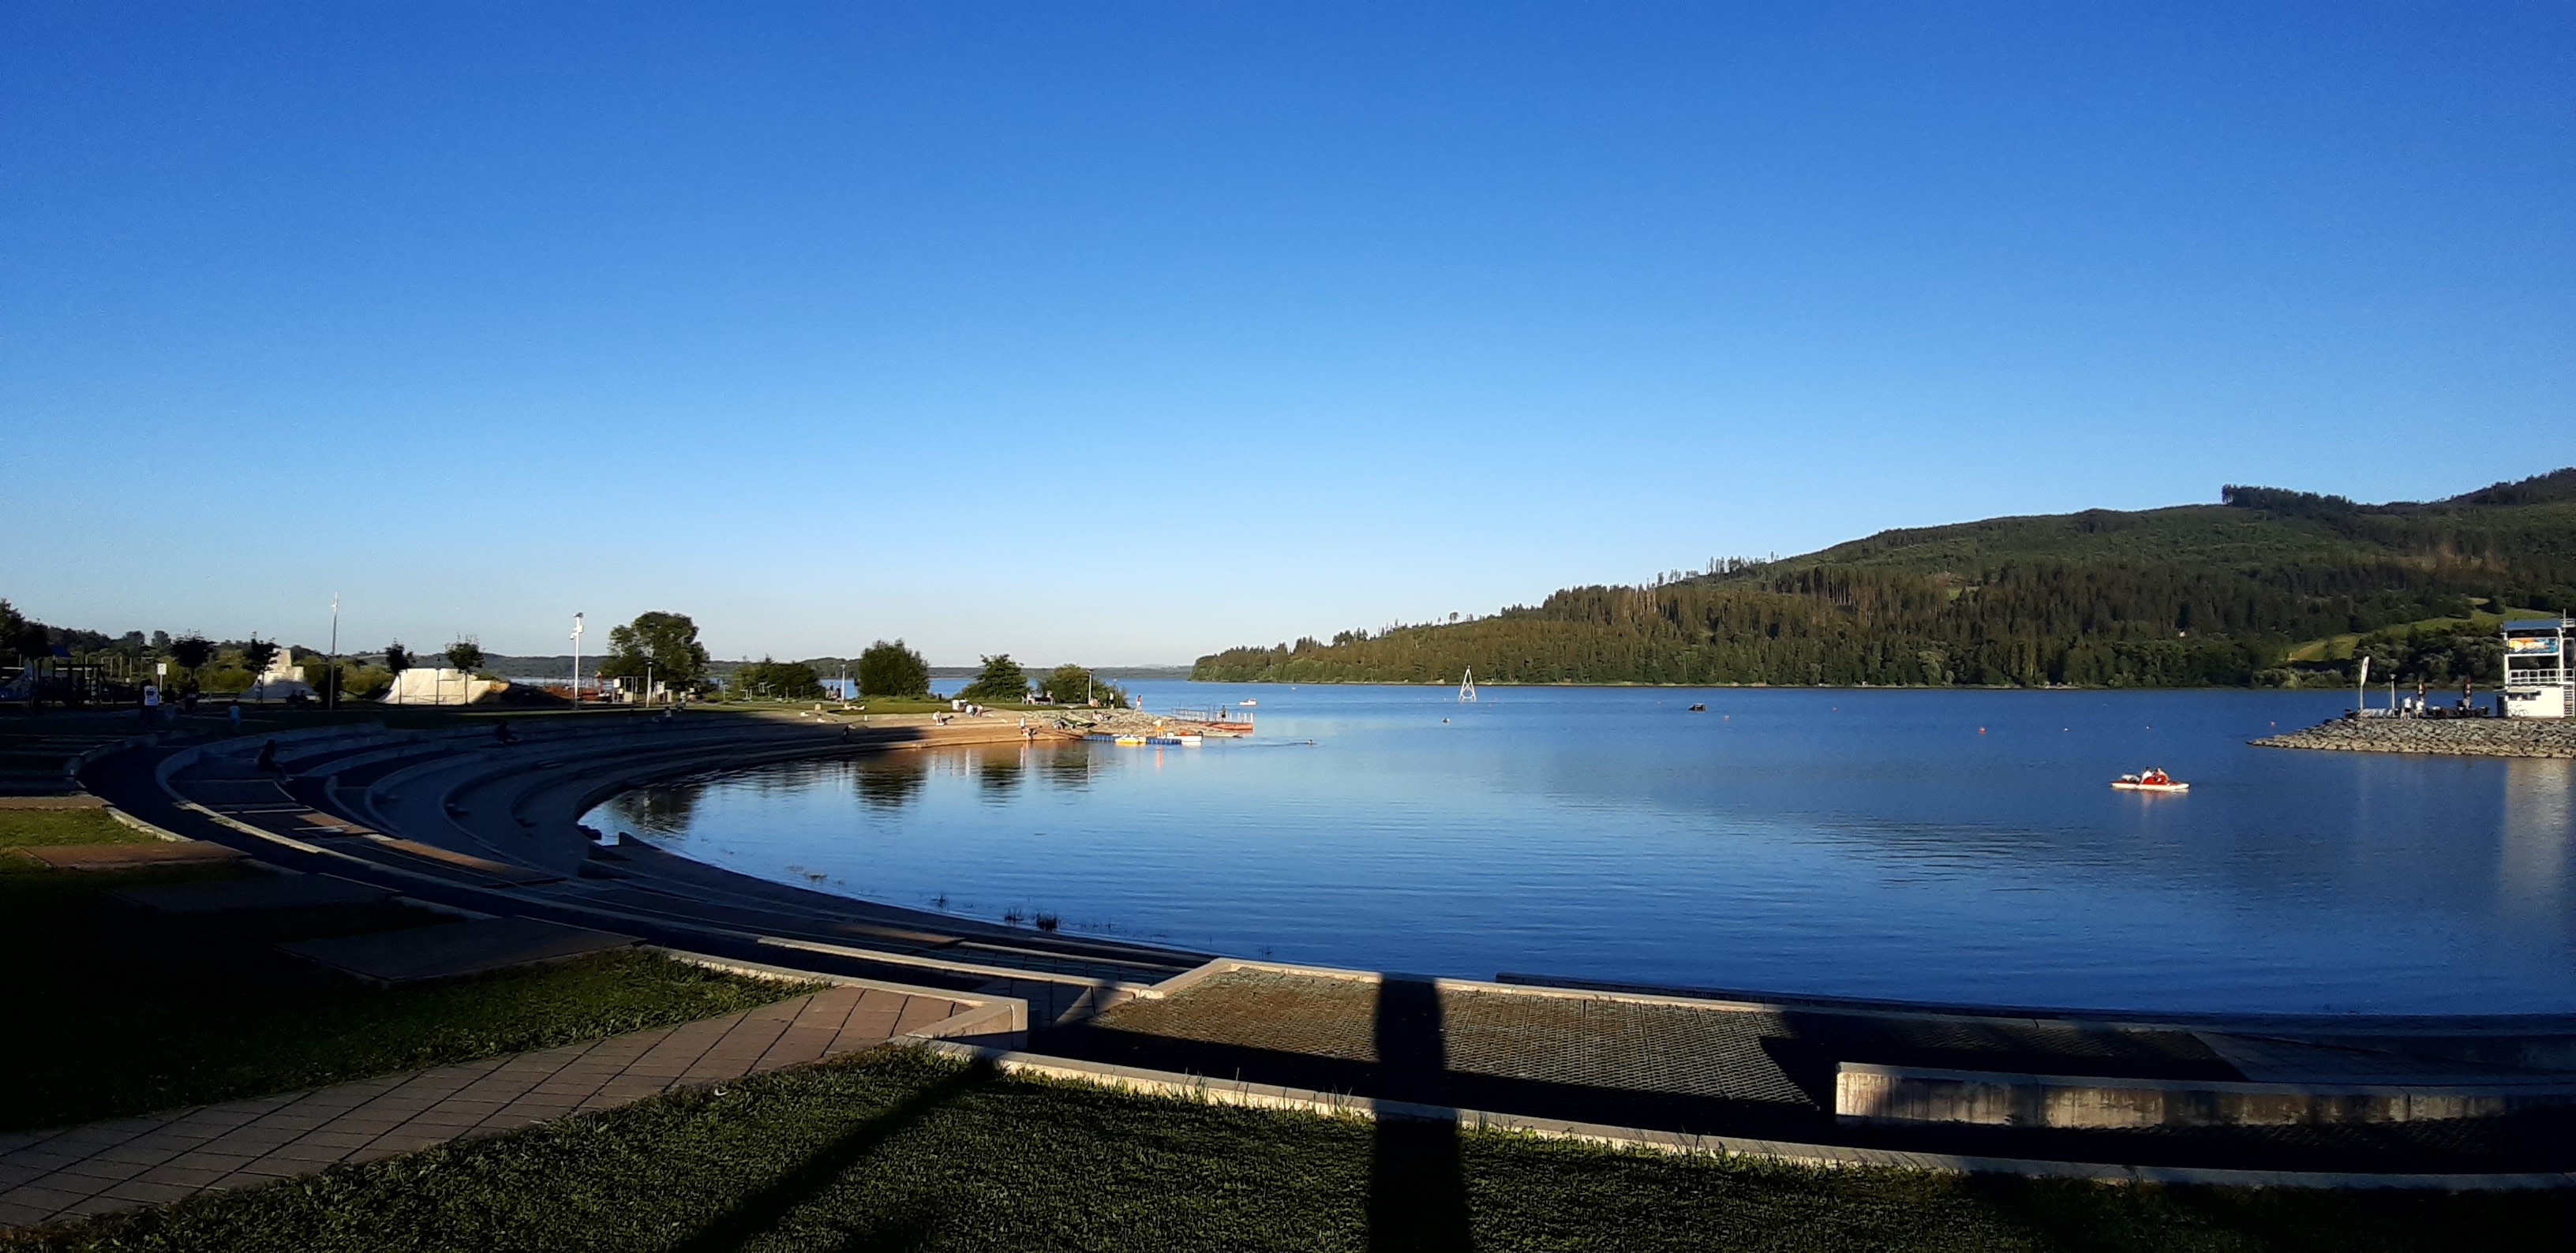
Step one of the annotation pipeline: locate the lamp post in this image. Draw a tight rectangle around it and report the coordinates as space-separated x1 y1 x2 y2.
570 612 585 709
327 593 340 710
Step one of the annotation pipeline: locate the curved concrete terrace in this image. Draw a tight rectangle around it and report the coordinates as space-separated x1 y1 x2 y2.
75 713 2576 1187
85 712 1207 1026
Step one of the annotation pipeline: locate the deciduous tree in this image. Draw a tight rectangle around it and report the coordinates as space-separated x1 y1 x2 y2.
735 657 824 701
855 639 930 698
959 654 1028 702
1038 664 1125 708
598 612 710 690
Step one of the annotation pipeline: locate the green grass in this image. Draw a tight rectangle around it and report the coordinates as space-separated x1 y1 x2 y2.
0 853 807 1131
0 806 152 850
11 1048 2564 1251
2281 604 2552 664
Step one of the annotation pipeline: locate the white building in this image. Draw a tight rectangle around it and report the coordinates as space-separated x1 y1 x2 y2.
2501 618 2572 719
239 652 316 703
380 668 507 706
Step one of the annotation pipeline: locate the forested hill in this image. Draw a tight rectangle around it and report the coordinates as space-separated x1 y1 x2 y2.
1193 469 2576 690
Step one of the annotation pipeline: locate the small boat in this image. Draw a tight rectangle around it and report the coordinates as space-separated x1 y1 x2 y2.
1238 699 1258 706
2111 768 2188 793
1114 735 1148 746
1687 703 1707 712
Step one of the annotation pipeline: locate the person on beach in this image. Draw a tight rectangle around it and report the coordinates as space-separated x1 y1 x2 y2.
227 703 242 732
140 683 159 727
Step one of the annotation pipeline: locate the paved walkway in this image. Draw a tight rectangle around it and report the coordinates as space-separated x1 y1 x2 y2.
0 982 968 1232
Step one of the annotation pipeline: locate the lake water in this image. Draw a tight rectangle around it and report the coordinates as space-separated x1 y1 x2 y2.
591 683 2576 1016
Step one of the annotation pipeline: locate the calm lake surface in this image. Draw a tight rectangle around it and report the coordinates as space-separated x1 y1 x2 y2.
592 684 2576 1015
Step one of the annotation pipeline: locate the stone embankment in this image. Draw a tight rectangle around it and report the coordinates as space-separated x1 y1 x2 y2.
1046 707 1247 738
2254 716 2576 758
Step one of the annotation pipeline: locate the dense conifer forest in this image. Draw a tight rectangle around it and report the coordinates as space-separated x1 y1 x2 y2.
1193 469 2576 689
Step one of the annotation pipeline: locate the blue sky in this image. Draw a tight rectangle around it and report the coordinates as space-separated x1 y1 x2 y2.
6 3 2570 664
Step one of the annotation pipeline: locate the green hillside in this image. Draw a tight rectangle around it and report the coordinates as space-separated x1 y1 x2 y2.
1193 469 2576 690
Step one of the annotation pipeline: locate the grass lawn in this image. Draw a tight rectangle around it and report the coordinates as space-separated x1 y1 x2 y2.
10 1047 2566 1252
0 810 808 1131
713 697 1070 716
2280 603 2554 664
0 806 153 850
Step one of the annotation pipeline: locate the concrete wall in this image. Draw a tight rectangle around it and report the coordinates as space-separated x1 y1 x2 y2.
1835 1063 2576 1128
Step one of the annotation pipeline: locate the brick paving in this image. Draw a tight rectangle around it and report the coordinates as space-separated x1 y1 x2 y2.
0 982 967 1233
1084 968 1815 1105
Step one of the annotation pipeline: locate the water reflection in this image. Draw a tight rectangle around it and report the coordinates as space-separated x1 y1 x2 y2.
2499 758 2575 937
601 779 707 836
586 685 2576 1014
972 746 1025 800
854 754 930 811
1037 742 1104 791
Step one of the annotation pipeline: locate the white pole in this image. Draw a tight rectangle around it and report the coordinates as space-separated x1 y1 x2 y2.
570 612 585 709
328 593 340 710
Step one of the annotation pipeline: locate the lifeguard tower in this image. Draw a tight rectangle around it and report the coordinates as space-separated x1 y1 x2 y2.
2500 617 2572 719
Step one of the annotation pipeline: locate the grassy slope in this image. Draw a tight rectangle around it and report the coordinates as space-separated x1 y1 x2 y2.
14 1049 2564 1252
0 807 152 850
2280 604 2552 664
0 811 806 1130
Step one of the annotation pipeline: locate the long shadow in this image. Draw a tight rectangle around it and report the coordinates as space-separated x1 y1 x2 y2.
1369 978 1473 1252
672 1061 992 1253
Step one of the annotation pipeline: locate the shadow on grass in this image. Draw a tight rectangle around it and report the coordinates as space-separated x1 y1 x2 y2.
822 1203 941 1253
1371 977 1473 1252
672 1060 994 1253
1958 1171 2576 1253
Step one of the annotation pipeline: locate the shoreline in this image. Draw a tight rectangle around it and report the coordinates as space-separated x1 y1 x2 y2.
1181 678 2353 693
2254 716 2576 758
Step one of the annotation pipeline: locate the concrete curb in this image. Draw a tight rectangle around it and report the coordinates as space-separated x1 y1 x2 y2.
905 1040 2576 1191
103 806 194 844
644 946 1031 1038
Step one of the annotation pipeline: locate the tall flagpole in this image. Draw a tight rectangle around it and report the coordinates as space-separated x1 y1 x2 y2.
571 613 586 709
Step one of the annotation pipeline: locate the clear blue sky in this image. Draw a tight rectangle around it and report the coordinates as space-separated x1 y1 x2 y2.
6 3 2569 664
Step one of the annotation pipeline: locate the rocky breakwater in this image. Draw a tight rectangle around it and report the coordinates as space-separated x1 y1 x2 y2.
2254 715 2576 757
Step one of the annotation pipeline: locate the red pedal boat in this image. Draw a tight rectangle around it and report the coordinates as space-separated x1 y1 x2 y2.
2111 768 2188 793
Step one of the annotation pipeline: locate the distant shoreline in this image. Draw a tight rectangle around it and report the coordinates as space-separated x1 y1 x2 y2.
1180 678 2349 694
